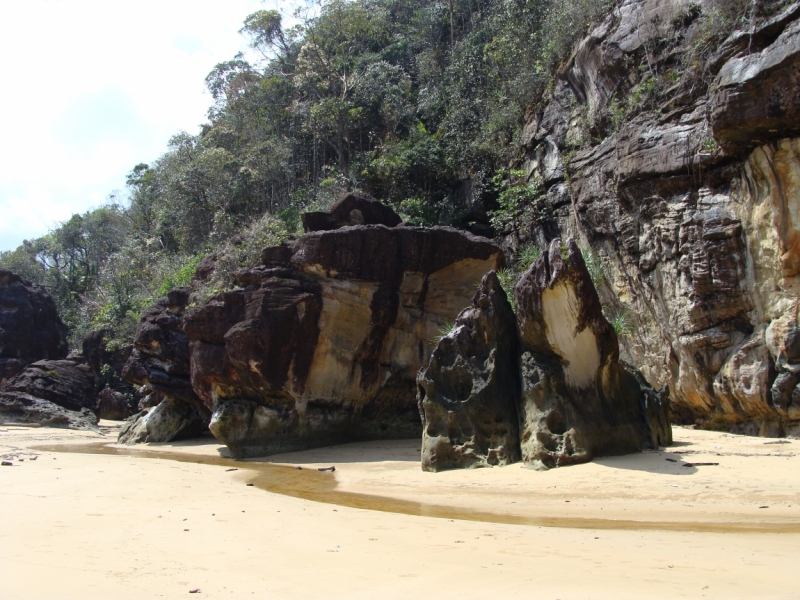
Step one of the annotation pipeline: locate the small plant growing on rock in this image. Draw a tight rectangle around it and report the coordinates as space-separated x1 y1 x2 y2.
609 309 633 336
516 245 541 272
581 248 604 287
496 268 518 313
431 320 457 346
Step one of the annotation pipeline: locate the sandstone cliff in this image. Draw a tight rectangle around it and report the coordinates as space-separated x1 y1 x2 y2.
517 0 800 436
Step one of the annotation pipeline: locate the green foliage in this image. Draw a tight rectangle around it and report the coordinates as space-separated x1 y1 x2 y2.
431 320 457 346
496 268 517 312
0 0 620 352
193 215 289 305
489 169 543 233
516 245 540 272
608 309 633 336
699 137 720 155
581 248 604 287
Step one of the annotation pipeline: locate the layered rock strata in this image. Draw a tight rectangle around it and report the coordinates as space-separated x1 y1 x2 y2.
0 269 67 386
184 225 503 457
517 0 800 435
418 271 521 471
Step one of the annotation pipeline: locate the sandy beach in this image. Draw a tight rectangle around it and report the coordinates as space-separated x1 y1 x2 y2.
1 424 798 599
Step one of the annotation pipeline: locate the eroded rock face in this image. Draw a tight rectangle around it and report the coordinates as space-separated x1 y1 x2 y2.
418 271 521 471
515 239 670 469
121 288 210 443
0 269 67 386
185 225 503 456
518 0 800 435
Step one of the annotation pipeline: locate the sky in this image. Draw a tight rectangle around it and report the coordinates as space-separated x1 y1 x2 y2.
0 0 282 252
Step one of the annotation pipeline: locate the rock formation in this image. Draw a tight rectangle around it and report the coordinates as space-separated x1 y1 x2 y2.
121 288 211 443
0 392 98 430
96 388 132 421
301 192 403 232
0 359 100 430
418 238 669 471
117 397 208 444
183 224 504 457
515 0 800 436
515 239 670 469
0 269 67 386
418 271 521 471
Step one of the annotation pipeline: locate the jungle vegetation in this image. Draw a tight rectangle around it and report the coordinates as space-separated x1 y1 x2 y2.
0 0 767 350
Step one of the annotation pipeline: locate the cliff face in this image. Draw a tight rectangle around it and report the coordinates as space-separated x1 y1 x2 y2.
519 0 800 435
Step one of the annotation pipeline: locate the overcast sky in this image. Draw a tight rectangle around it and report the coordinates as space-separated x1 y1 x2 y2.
0 0 281 252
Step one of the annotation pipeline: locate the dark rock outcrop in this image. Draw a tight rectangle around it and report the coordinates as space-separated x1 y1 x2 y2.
515 239 670 469
1 359 98 413
0 392 98 430
0 358 101 430
184 225 503 457
96 388 132 421
516 0 800 436
0 269 67 386
301 192 402 232
121 288 210 443
418 271 521 471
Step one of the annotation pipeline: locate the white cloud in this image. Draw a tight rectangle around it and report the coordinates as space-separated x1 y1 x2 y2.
0 0 285 251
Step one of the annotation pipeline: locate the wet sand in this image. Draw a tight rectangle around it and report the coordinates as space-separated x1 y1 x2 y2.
1 423 798 599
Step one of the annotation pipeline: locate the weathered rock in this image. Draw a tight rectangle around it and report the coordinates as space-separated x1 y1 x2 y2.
118 398 209 444
1 359 98 413
301 192 402 232
514 239 669 469
185 225 503 457
517 0 800 436
96 388 132 421
712 18 800 155
418 271 521 471
0 269 67 385
121 288 211 443
0 392 98 430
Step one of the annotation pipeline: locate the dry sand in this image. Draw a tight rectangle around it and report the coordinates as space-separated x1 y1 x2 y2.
1 423 798 599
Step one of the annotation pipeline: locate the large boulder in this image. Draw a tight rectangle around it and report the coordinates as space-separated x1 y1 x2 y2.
96 388 132 421
418 271 521 471
301 192 402 232
121 288 211 443
118 398 209 444
1 359 98 413
184 225 504 457
0 269 67 386
514 239 670 469
0 358 100 430
0 392 98 430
